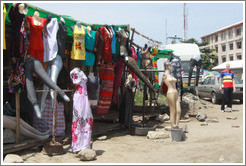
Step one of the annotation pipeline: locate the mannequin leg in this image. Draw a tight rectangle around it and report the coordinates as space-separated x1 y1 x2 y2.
3 115 49 140
167 93 176 128
40 66 51 113
49 55 63 107
24 60 42 118
174 94 181 128
32 59 70 102
5 115 49 135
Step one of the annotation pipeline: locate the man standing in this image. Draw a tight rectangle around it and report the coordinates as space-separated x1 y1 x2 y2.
219 63 236 112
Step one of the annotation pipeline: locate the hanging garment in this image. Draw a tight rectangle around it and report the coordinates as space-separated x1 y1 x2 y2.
8 3 26 58
111 26 117 55
112 58 124 104
33 99 65 137
100 26 113 64
83 30 96 66
119 78 136 128
26 16 47 62
71 25 86 60
87 75 99 100
152 47 159 88
57 20 68 58
43 18 59 63
70 68 93 152
94 30 104 65
137 50 142 68
129 47 138 85
95 64 115 114
171 58 183 96
3 4 7 50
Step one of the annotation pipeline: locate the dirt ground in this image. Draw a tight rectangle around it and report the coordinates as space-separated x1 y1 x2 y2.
8 99 244 164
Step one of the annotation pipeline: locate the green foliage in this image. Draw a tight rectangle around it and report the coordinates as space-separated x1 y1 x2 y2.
182 38 218 70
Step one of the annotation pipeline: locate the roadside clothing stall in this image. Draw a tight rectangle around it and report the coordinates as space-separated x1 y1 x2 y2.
2 3 182 154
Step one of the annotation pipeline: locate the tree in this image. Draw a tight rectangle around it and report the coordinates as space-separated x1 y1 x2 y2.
182 38 218 70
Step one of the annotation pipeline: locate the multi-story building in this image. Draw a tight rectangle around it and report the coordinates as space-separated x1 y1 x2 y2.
201 21 243 65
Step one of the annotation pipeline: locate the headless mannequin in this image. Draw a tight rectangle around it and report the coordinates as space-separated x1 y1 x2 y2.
25 11 70 119
70 21 82 31
70 22 85 69
3 115 50 140
117 27 129 57
162 61 181 129
40 15 63 113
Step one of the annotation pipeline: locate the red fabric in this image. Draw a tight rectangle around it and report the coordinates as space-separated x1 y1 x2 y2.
100 26 112 64
113 58 124 104
33 99 65 136
162 82 168 94
95 64 115 114
27 16 47 62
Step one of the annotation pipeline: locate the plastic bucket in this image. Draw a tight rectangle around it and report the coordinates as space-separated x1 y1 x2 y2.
171 128 183 141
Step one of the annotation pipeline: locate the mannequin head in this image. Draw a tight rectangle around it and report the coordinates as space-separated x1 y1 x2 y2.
60 17 65 23
33 11 40 19
18 3 28 15
128 74 132 81
86 26 91 33
164 61 172 72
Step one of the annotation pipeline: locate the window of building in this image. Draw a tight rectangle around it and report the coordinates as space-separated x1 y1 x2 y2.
236 28 241 36
210 36 213 42
228 29 232 39
215 35 218 42
237 54 242 60
222 45 226 52
215 46 218 53
222 56 226 62
237 41 242 49
229 55 233 61
221 32 224 41
230 43 233 50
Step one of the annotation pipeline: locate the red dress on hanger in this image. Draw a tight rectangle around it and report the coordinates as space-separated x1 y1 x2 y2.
100 26 113 64
27 16 47 62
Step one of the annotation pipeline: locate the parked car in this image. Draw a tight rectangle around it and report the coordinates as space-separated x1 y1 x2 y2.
197 76 243 104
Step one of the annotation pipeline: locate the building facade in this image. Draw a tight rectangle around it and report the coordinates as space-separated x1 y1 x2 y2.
201 21 243 65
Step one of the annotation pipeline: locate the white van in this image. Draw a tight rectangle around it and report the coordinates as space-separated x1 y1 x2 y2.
159 43 203 87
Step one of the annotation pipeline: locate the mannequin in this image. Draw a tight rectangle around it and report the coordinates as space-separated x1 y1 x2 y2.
119 74 136 128
162 61 181 129
70 22 86 61
94 27 104 65
24 11 70 119
188 54 202 87
117 27 129 57
82 25 96 73
8 3 28 66
40 15 62 114
70 68 93 152
3 115 50 140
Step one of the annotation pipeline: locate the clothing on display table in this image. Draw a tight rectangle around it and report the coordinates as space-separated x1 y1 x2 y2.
3 4 7 50
100 26 113 64
70 68 93 152
43 16 59 63
26 16 47 62
8 3 26 58
71 25 86 60
83 30 96 66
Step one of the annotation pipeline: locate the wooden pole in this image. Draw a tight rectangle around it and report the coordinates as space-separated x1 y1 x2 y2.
130 28 135 48
52 90 58 143
15 93 20 144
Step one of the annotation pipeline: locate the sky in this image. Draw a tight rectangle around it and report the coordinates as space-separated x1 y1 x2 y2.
28 1 244 47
